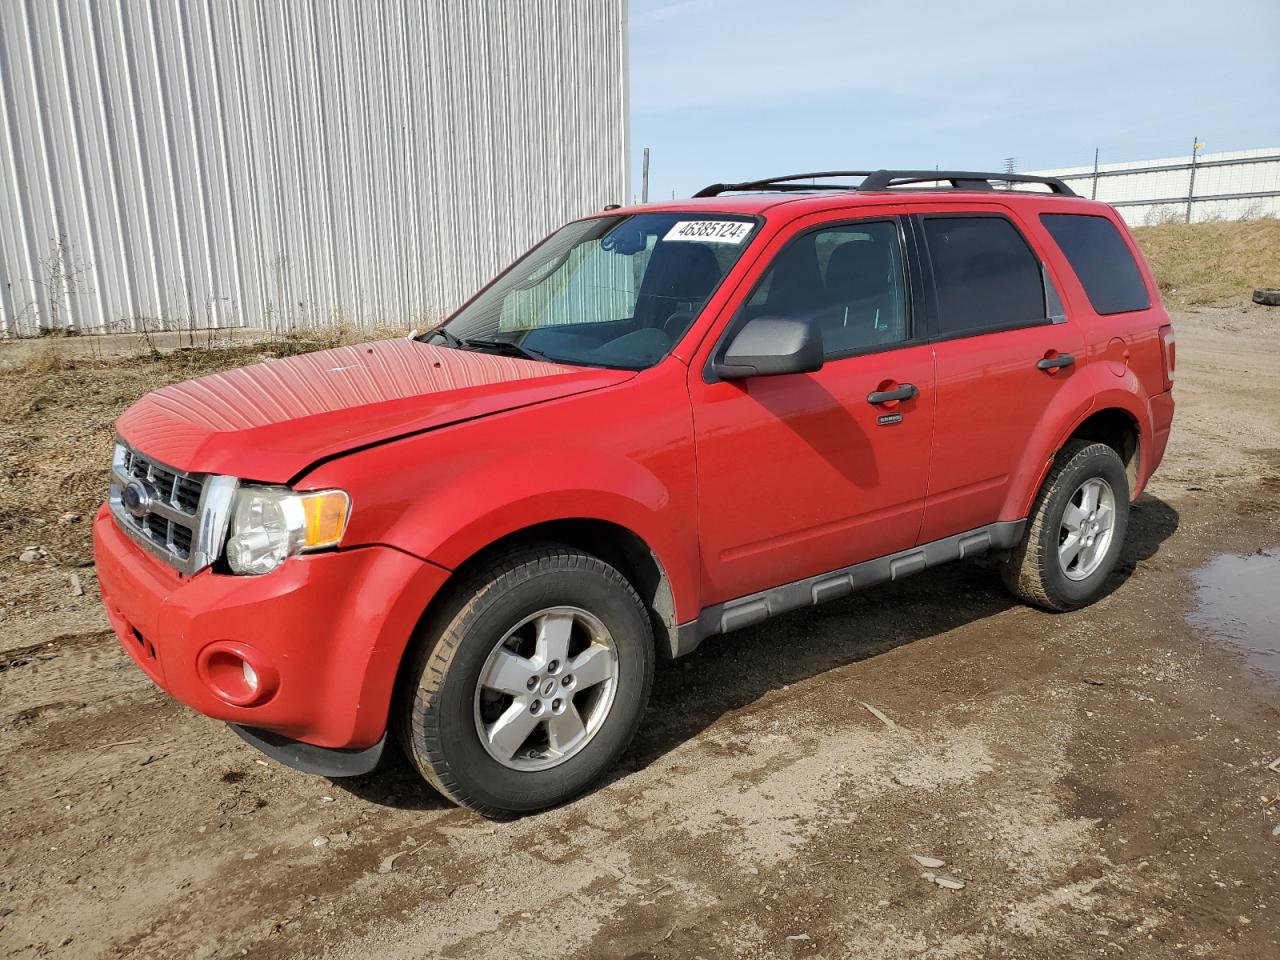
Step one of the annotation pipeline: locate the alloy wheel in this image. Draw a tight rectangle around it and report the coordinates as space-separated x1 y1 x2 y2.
472 606 620 771
1058 476 1116 581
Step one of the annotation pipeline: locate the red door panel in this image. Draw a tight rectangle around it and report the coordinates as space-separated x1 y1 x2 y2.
921 322 1084 542
691 344 935 605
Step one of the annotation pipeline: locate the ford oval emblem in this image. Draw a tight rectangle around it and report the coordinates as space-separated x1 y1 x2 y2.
122 479 155 519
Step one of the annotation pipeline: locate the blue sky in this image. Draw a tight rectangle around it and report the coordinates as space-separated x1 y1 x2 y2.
628 0 1280 200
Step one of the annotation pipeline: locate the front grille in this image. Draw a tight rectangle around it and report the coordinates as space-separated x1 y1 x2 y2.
174 475 203 513
108 442 237 574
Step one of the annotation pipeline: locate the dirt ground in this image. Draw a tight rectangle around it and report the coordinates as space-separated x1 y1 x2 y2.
1 305 1278 960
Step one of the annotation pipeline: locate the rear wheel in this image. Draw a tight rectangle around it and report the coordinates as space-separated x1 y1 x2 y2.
397 543 654 817
1001 440 1131 611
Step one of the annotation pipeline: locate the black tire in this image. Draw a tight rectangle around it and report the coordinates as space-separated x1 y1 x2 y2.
397 542 654 818
1253 288 1280 307
1001 440 1130 612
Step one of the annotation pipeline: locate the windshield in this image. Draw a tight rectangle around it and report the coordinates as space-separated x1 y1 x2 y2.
427 212 758 370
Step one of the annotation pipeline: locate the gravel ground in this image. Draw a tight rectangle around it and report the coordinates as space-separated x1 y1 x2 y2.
1 305 1278 959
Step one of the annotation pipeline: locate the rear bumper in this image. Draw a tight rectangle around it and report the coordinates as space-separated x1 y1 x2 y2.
1144 390 1175 490
93 505 450 750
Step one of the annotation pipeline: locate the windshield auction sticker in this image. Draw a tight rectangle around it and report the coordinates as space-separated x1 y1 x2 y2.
663 220 752 244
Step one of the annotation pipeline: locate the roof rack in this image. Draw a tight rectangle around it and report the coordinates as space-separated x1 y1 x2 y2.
692 169 1076 198
693 171 873 197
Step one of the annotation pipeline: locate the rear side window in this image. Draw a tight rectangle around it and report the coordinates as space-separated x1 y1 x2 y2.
1040 214 1151 315
921 216 1046 337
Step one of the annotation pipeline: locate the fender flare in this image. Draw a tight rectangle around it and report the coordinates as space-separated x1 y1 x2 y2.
378 447 700 624
1003 366 1151 520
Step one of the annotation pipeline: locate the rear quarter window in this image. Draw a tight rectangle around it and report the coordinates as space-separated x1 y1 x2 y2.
1040 213 1151 315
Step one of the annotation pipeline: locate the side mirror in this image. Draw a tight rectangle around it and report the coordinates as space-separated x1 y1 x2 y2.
713 316 824 380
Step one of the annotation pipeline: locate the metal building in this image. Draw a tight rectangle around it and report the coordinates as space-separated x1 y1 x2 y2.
1032 148 1280 226
0 0 629 337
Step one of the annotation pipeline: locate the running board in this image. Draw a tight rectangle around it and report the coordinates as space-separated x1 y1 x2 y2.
669 519 1025 658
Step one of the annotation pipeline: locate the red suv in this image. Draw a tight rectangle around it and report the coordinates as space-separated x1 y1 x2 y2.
94 170 1176 816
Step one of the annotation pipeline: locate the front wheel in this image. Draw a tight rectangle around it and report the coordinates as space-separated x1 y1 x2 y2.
397 543 654 817
1001 440 1131 611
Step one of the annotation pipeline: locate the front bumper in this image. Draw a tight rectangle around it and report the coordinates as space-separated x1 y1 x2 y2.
230 724 386 776
93 505 450 751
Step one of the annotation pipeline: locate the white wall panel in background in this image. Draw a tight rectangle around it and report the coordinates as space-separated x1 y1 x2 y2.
0 0 629 336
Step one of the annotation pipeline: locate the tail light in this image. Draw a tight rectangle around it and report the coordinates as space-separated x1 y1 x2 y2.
1158 324 1175 391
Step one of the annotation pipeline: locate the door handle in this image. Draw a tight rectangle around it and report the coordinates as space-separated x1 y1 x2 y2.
867 383 918 405
1036 353 1075 371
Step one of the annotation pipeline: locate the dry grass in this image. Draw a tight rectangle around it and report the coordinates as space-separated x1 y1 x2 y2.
1133 218 1280 307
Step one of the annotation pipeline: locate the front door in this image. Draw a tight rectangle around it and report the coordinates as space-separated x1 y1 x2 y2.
690 213 936 606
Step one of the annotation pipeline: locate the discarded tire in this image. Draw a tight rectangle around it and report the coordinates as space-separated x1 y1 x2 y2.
1254 288 1280 306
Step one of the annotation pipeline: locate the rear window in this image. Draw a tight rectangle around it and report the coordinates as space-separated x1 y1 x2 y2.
921 216 1046 336
1040 214 1151 315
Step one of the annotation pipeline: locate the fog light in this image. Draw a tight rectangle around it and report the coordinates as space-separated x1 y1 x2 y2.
242 659 259 693
197 642 277 707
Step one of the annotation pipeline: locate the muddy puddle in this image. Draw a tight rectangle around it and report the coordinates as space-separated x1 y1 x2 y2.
1189 548 1280 684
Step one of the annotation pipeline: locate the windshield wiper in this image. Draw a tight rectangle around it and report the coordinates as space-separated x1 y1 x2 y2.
425 327 557 364
458 337 555 363
425 326 464 349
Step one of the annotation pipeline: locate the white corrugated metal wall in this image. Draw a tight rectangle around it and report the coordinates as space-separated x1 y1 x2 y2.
1031 148 1280 226
0 0 629 337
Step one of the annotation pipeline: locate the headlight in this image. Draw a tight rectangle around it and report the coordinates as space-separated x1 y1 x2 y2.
224 486 350 576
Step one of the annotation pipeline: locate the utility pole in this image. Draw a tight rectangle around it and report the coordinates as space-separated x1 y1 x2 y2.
1185 137 1202 224
641 147 650 204
1091 147 1100 200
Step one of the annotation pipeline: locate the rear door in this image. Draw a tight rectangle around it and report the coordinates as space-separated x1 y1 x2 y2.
913 207 1086 542
690 209 936 605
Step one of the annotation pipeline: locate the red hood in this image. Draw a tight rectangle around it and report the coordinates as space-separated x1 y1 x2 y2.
115 338 633 482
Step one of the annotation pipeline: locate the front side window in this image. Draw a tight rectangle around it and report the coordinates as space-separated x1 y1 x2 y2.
922 216 1046 337
1040 213 1151 315
745 219 908 358
429 213 757 370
